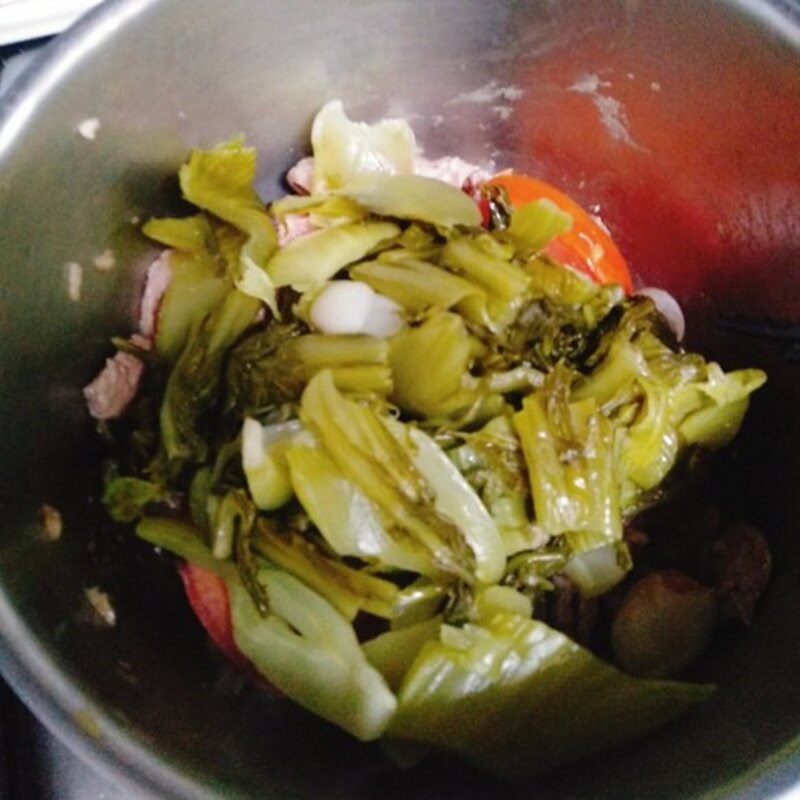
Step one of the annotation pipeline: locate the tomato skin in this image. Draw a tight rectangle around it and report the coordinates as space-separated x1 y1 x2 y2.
178 562 282 694
487 173 633 293
177 563 259 675
179 562 245 666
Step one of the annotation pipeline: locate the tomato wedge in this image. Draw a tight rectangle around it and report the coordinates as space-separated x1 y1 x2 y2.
179 562 281 693
487 173 633 293
179 562 245 666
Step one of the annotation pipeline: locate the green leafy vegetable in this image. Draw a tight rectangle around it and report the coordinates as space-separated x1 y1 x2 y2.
102 475 165 523
160 289 259 465
388 614 714 778
253 517 398 620
389 311 492 421
514 366 622 553
675 365 766 448
210 488 255 561
227 328 392 415
151 250 232 363
310 99 416 194
300 371 474 583
473 585 532 621
563 543 630 598
230 567 396 741
137 516 226 575
241 418 305 510
619 378 680 491
337 173 482 229
351 258 491 328
266 221 400 291
363 617 443 691
384 419 506 585
505 198 573 254
448 416 544 557
441 235 530 305
188 466 213 529
179 138 279 311
286 442 432 575
270 193 365 223
136 516 396 742
143 215 215 254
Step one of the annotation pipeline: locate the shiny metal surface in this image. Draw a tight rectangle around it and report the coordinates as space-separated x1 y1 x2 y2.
0 1 799 798
1 676 139 800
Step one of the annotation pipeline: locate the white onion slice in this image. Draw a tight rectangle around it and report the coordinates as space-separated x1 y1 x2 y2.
310 281 374 334
636 286 685 342
361 293 405 338
310 281 405 337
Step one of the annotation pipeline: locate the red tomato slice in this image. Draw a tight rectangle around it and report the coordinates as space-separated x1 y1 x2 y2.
179 562 245 666
178 562 282 694
487 173 633 293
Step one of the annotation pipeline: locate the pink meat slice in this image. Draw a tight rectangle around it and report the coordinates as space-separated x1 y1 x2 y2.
286 157 314 195
276 213 318 246
85 249 172 421
412 155 492 192
284 154 491 196
139 250 173 338
84 335 151 421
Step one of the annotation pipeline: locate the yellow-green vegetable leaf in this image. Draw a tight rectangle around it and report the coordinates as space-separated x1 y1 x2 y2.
572 335 649 409
300 371 473 582
152 251 232 362
351 258 491 328
227 328 392 417
253 519 398 620
473 585 532 622
267 221 400 292
620 379 680 491
385 419 506 585
506 198 573 254
136 516 397 743
449 416 544 557
179 138 279 311
514 367 622 551
388 614 714 778
363 617 443 691
230 568 397 741
270 193 365 222
241 418 305 510
286 443 431 575
389 311 486 420
137 516 228 577
563 544 630 599
676 366 766 448
311 99 416 194
210 488 254 561
337 173 482 229
280 333 393 398
143 215 214 254
525 256 602 305
103 476 165 523
160 290 260 464
441 236 530 303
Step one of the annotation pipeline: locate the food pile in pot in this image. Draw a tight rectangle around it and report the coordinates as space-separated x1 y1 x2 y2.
84 101 769 777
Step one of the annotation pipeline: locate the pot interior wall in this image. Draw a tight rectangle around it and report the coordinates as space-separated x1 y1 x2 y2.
0 1 799 798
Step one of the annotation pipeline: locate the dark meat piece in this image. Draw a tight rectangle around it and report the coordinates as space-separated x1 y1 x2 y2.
707 523 771 625
623 526 650 560
611 570 716 678
546 575 600 648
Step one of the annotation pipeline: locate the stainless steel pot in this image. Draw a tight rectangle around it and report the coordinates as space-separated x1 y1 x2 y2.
1 1 799 797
